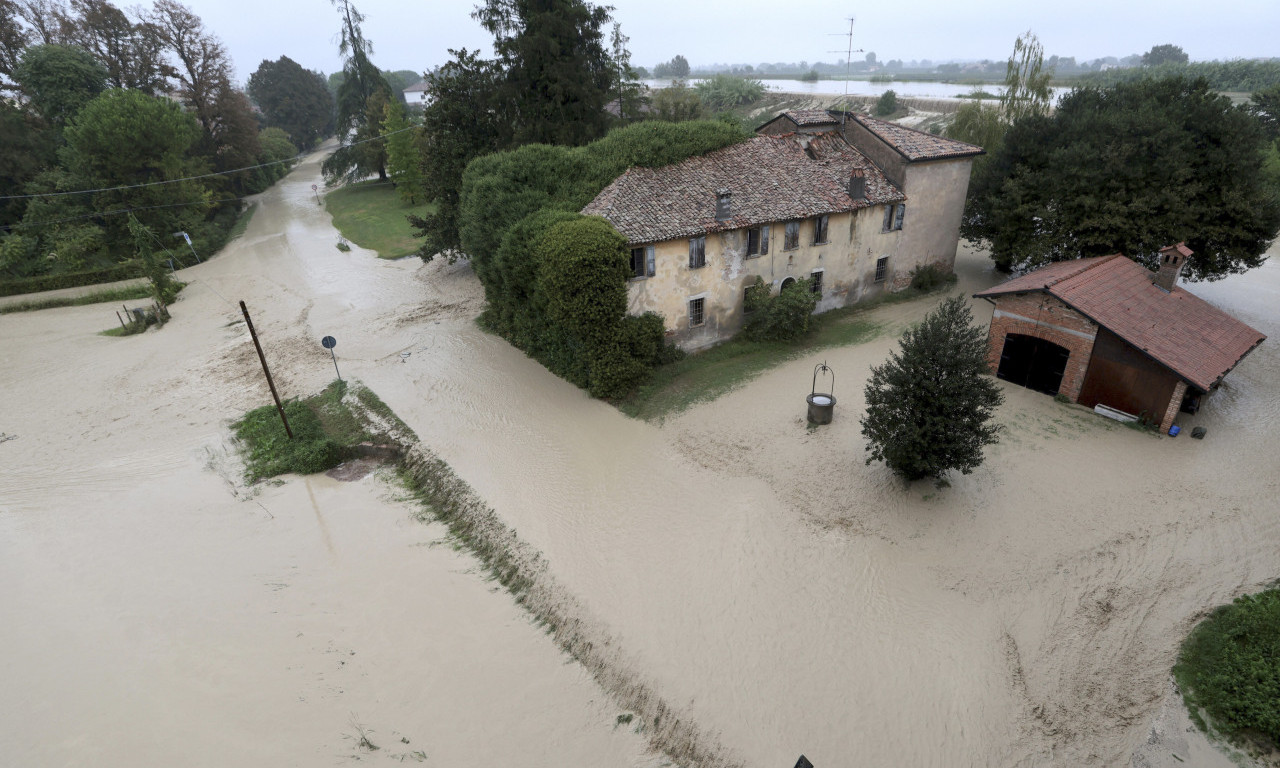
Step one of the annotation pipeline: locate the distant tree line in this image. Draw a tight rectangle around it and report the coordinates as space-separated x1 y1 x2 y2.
0 0 312 282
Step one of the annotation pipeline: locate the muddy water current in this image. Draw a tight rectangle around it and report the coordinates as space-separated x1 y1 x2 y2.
3 146 1280 767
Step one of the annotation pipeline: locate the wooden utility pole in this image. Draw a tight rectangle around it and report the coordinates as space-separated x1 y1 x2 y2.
239 300 292 439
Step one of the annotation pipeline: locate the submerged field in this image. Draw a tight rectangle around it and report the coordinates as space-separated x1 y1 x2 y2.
3 143 1278 768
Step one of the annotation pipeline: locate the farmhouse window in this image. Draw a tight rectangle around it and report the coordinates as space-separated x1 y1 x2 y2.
747 226 769 257
689 297 705 327
630 245 655 278
882 204 905 231
812 215 829 244
783 221 800 250
874 256 889 282
811 270 824 296
689 236 706 268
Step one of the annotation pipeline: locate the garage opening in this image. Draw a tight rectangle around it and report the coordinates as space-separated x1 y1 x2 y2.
996 333 1070 395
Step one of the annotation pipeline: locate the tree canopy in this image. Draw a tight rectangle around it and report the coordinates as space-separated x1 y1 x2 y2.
653 54 689 78
861 296 1003 482
12 43 107 126
1142 44 1189 67
247 55 335 149
963 76 1280 280
322 0 393 183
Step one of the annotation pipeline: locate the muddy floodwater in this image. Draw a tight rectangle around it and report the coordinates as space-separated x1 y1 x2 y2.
3 145 1279 767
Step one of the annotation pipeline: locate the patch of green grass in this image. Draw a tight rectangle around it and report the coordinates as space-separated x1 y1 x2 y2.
0 282 161 314
232 379 384 483
325 181 436 259
616 282 955 421
1174 589 1280 752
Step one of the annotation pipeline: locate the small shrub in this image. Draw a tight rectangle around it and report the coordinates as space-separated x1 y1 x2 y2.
742 276 817 342
875 89 898 116
1174 589 1280 747
908 263 951 291
336 240 351 252
799 69 819 83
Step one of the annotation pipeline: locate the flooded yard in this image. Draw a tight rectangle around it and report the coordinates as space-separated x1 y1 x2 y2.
2 146 1278 767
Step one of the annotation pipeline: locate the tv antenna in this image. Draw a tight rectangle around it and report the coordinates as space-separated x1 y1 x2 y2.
827 16 863 125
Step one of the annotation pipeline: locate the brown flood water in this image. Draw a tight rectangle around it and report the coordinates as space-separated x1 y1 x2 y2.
3 146 1279 767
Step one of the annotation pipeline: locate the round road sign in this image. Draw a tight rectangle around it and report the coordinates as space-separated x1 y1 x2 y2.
321 335 337 349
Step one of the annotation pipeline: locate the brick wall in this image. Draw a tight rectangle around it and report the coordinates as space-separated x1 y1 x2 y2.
984 292 1099 401
1159 381 1188 434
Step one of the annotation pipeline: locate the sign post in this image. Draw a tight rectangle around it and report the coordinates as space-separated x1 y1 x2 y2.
322 335 341 382
312 183 320 206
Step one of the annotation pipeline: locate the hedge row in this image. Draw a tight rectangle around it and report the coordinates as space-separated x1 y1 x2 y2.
0 261 142 297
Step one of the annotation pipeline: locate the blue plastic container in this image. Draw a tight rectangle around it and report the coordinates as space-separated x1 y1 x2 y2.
1168 425 1181 437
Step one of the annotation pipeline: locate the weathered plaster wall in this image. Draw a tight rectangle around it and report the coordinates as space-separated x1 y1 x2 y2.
839 121 908 188
627 205 923 351
898 157 973 276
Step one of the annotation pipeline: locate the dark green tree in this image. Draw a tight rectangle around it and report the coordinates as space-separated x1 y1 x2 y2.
410 47 509 260
963 76 1280 279
322 0 393 183
473 0 616 146
607 22 645 122
12 44 108 126
0 0 30 91
0 99 55 228
1249 83 1280 141
861 296 1003 481
127 213 178 306
875 89 897 116
653 54 689 78
1142 44 1189 67
247 56 335 149
742 276 816 341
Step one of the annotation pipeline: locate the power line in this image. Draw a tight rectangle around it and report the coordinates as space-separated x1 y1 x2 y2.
0 195 249 232
0 125 417 202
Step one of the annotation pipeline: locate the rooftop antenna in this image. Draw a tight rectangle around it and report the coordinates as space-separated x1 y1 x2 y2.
827 16 863 127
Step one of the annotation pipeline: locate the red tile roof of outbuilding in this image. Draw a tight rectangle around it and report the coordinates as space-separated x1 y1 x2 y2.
846 113 985 161
975 254 1266 391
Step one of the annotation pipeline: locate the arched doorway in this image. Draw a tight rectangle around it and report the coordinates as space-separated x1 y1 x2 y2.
996 333 1071 395
780 276 797 291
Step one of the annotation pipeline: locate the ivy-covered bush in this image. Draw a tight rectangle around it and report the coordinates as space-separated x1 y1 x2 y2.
537 217 663 397
459 120 747 397
742 276 817 342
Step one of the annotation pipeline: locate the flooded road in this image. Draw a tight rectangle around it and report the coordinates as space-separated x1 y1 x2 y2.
4 145 1279 767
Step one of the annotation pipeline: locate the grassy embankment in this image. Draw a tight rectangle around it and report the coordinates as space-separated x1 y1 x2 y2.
1174 588 1280 759
617 276 958 421
325 181 436 260
232 379 411 482
0 284 156 315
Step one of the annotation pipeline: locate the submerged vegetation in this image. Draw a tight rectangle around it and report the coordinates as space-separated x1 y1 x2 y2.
231 380 406 483
1174 588 1280 752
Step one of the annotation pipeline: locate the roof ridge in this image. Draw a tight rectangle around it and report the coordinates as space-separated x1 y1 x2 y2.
1043 253 1122 288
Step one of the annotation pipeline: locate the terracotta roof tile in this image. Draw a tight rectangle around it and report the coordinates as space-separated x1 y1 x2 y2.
581 133 904 245
975 255 1266 391
848 113 985 161
783 109 840 126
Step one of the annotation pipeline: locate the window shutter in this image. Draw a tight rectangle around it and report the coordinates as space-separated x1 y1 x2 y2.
894 204 905 230
761 225 769 254
646 246 655 277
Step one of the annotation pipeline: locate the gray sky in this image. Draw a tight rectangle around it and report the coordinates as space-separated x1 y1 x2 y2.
176 0 1279 83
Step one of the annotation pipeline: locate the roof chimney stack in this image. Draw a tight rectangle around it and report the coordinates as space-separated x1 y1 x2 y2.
848 168 866 201
1154 242 1192 292
715 189 731 221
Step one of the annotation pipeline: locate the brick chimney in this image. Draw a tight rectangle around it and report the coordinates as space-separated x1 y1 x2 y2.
848 168 866 200
1154 242 1192 292
715 189 731 221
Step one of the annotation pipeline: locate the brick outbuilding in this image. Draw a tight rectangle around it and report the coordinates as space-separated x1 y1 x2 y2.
974 245 1266 433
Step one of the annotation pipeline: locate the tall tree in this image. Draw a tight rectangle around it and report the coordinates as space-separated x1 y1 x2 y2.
963 76 1280 279
1249 84 1280 142
381 99 424 204
410 47 508 260
1142 44 1189 67
861 296 1003 482
0 100 55 227
61 0 173 93
247 56 334 149
473 0 616 146
607 22 644 122
322 0 392 182
15 0 68 46
0 0 31 90
1001 30 1052 124
12 43 107 126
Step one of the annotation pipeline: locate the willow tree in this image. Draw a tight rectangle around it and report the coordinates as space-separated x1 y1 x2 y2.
322 0 392 183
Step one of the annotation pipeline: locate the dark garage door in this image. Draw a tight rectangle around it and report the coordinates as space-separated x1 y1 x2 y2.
996 333 1070 395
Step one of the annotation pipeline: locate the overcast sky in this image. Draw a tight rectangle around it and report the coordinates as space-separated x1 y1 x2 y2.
173 0 1279 83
